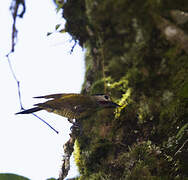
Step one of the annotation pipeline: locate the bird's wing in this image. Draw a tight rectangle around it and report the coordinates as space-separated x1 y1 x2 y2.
34 95 87 119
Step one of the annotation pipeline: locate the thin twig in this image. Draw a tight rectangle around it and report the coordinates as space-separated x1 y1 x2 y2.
174 139 188 156
70 40 77 54
6 54 24 110
6 54 59 134
10 0 26 52
32 113 59 134
6 0 59 134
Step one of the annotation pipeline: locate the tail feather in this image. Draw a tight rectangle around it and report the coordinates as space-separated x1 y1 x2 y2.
34 93 78 99
15 107 42 115
34 93 65 99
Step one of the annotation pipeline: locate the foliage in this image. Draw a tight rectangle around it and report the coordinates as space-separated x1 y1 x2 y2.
0 173 29 180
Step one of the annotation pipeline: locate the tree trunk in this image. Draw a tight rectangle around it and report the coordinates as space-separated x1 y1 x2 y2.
59 1 188 179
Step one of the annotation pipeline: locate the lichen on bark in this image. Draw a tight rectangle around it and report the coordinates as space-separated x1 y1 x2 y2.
56 0 188 179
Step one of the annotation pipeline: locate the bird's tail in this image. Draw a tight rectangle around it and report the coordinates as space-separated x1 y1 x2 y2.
15 107 42 115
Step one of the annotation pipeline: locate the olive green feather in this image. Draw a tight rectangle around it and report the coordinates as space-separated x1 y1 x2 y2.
16 93 119 119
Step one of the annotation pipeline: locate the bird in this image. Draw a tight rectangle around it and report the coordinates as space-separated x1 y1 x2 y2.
16 93 120 119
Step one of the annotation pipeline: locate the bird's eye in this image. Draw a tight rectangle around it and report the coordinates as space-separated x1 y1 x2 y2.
104 95 109 100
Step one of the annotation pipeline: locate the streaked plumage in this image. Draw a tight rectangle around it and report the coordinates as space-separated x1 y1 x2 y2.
16 93 119 119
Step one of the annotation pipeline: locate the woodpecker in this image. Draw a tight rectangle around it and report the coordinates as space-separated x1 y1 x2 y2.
16 93 120 119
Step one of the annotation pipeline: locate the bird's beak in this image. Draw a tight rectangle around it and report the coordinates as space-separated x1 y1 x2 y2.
109 101 121 107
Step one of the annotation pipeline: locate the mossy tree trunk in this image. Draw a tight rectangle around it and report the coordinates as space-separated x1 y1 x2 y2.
58 1 188 179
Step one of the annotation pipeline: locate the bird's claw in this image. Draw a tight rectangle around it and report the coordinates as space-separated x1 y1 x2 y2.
70 122 82 135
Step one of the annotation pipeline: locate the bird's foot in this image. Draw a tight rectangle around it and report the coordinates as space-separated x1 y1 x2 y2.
70 122 80 130
70 122 82 135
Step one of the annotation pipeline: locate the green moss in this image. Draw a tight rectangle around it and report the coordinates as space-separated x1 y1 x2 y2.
176 123 188 141
63 0 89 46
78 171 109 180
106 58 128 80
115 88 131 119
179 82 188 98
74 139 82 173
90 79 105 94
61 0 188 179
84 142 112 173
137 100 151 124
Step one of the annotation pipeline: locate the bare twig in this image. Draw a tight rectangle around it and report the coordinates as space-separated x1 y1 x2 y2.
70 40 78 54
6 54 59 134
6 54 24 110
59 129 77 180
6 1 59 134
10 0 26 53
174 139 188 156
32 113 59 134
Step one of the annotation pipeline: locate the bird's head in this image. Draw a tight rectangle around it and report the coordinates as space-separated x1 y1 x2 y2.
92 94 120 108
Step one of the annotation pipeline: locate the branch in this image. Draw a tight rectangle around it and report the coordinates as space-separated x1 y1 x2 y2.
7 1 59 134
6 54 59 134
70 40 78 54
9 0 26 53
6 54 24 110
